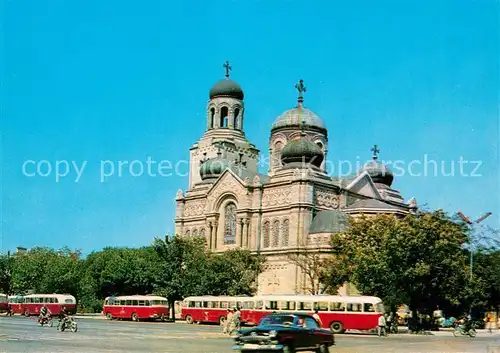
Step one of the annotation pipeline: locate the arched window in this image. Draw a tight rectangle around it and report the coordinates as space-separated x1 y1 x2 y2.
192 229 198 237
210 108 215 128
234 108 240 130
273 141 283 169
199 228 205 238
263 221 270 248
220 107 229 128
281 219 289 246
272 220 280 247
223 203 237 244
185 230 191 237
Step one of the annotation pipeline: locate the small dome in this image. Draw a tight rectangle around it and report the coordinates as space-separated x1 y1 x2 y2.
209 79 244 100
281 137 324 168
200 157 231 180
359 160 394 186
272 106 326 132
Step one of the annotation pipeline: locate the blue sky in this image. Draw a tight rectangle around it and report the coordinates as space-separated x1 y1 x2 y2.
2 0 499 254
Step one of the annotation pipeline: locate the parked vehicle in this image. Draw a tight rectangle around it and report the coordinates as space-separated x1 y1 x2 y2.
103 295 169 321
57 316 78 332
8 294 76 316
0 294 8 313
232 313 334 353
182 294 385 333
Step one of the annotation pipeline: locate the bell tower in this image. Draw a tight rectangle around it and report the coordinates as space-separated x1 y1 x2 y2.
188 62 259 189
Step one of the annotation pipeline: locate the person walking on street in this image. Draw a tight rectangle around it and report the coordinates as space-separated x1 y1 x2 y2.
312 309 323 327
223 309 233 335
378 314 387 336
230 307 241 335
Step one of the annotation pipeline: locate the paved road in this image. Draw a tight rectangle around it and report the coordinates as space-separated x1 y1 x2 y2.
1 316 499 353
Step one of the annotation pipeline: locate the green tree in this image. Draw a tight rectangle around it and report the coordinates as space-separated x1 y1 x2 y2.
152 235 209 320
0 253 13 294
205 249 265 296
326 211 469 317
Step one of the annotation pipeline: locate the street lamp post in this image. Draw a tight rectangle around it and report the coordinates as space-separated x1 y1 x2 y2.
457 211 492 281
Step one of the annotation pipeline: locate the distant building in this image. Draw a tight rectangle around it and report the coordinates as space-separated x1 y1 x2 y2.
175 64 417 295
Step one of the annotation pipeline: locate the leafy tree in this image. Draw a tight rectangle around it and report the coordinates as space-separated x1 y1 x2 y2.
0 253 13 294
152 235 209 320
205 249 265 296
326 211 469 318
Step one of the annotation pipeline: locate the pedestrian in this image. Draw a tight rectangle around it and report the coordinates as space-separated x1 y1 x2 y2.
230 307 241 335
312 309 323 327
377 314 386 336
223 309 233 335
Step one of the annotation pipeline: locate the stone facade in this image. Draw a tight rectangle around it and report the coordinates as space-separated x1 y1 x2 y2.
175 68 417 295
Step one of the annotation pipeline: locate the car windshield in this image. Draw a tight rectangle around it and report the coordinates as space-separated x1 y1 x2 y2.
259 315 295 327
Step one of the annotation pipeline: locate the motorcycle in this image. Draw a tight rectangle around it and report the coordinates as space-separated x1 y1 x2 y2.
453 324 476 338
38 315 53 327
57 316 78 332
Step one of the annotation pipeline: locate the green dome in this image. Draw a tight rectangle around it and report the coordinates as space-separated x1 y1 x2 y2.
281 137 324 168
359 160 394 186
200 157 231 180
209 79 244 100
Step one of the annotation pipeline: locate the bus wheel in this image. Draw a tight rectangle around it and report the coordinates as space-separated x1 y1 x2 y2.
185 315 193 324
131 313 139 322
219 316 226 326
106 312 112 320
23 309 29 317
330 321 345 334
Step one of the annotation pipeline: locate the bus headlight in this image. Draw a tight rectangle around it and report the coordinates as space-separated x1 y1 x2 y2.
269 330 277 338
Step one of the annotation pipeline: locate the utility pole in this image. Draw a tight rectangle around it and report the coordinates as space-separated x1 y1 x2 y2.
457 211 492 281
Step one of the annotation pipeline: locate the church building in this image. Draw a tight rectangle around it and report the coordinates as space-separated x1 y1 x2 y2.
175 62 417 295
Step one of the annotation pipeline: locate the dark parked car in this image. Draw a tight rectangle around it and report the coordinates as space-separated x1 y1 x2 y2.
232 313 334 353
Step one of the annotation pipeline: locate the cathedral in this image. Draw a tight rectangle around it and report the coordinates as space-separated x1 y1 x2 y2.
175 62 418 295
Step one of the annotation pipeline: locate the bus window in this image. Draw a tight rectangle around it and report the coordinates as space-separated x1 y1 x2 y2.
126 300 132 305
347 303 362 312
138 300 144 306
145 300 151 306
195 301 202 308
278 301 296 310
363 303 375 312
188 301 194 308
243 301 254 309
265 301 278 310
298 302 313 311
55 297 60 304
315 301 329 311
330 302 345 311
132 300 138 306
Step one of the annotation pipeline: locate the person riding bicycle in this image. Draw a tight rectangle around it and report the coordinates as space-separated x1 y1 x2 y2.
39 305 51 322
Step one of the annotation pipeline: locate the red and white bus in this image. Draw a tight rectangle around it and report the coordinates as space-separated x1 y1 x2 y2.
0 294 8 312
181 296 252 325
103 295 170 321
8 294 77 316
181 295 385 333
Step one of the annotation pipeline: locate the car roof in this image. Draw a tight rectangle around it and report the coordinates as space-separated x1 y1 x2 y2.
263 313 314 319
